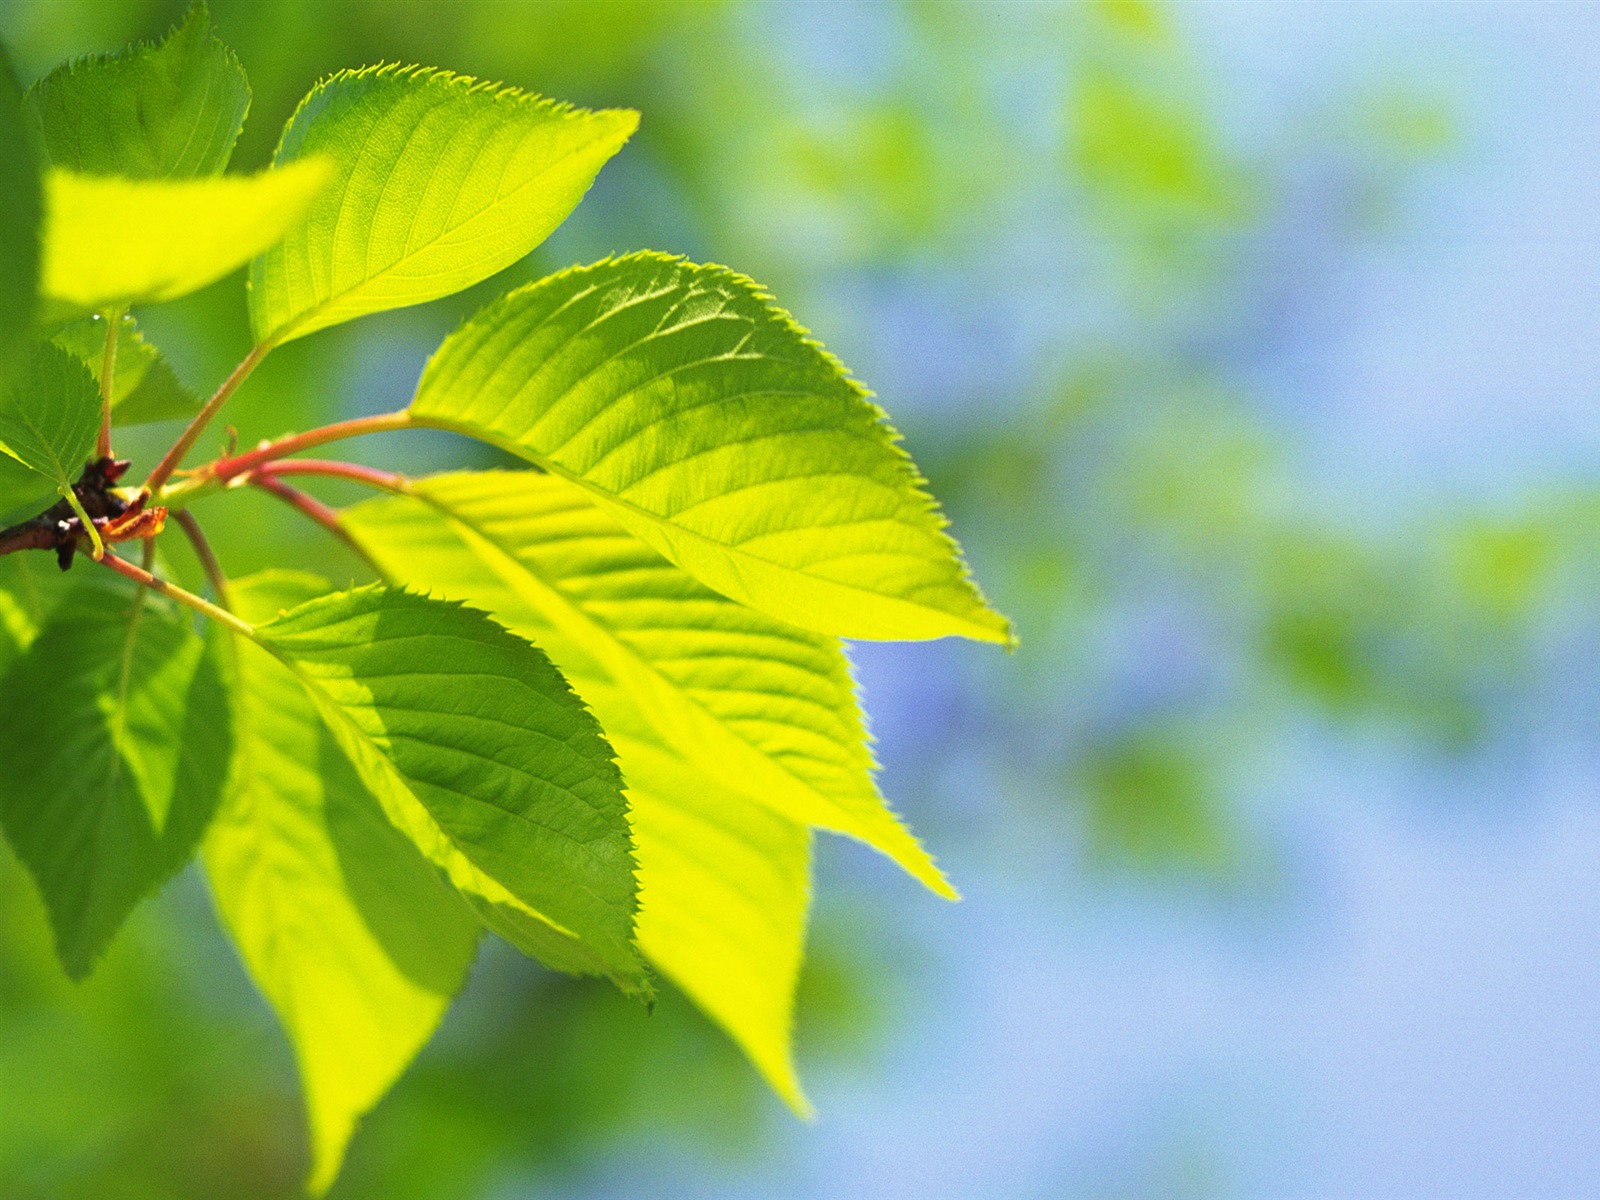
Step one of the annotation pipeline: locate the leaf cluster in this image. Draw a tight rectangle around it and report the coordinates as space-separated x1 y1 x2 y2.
0 6 1010 1192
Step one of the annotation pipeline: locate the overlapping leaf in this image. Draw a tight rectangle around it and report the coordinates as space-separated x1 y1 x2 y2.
0 575 233 977
249 65 636 346
0 340 100 521
24 2 250 179
251 584 643 987
53 313 201 425
40 160 332 322
343 470 952 1104
407 254 1013 644
203 572 480 1195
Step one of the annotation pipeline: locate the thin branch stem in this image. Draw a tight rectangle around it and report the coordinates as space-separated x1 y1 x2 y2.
97 308 123 460
100 551 254 638
249 474 388 578
254 458 409 494
60 487 105 560
144 341 273 496
215 411 414 483
174 510 230 610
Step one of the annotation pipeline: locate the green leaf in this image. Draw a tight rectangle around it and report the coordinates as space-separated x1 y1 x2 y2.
40 160 333 322
248 65 637 346
342 470 955 1105
0 556 53 676
24 2 250 179
203 571 480 1196
0 340 100 519
53 313 201 425
0 575 233 977
251 584 643 989
0 44 43 383
407 254 1013 644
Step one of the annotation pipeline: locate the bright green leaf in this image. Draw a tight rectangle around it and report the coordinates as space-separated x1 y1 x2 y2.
251 584 643 989
344 471 949 894
24 2 250 179
203 571 480 1196
249 65 637 346
0 556 52 675
0 340 100 519
54 313 201 425
343 470 956 1105
0 575 233 977
0 44 42 383
40 160 333 322
407 254 1013 644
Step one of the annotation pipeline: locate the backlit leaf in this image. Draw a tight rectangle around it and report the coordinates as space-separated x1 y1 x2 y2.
407 254 1012 644
249 65 636 346
251 584 643 988
343 470 955 1105
54 313 201 425
40 160 333 322
25 2 250 179
0 575 233 977
203 572 480 1196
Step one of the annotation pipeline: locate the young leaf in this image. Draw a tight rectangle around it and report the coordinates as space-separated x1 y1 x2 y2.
0 44 42 383
407 254 1013 644
248 65 637 346
40 160 333 322
343 471 951 896
251 585 642 987
53 314 201 425
203 572 480 1196
0 576 233 977
24 2 250 179
0 340 100 519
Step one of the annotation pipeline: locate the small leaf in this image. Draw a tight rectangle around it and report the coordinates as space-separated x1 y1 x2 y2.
252 584 643 988
54 313 201 424
203 571 480 1196
0 339 100 519
0 45 43 383
24 2 251 179
40 160 333 322
407 254 1012 644
249 65 637 346
0 575 233 977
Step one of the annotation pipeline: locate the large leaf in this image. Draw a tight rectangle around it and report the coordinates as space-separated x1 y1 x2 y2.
343 470 949 1104
249 65 637 346
0 340 100 520
0 45 42 383
53 313 201 425
0 556 53 676
203 572 480 1195
0 575 233 977
250 584 643 987
407 254 1013 644
40 160 332 322
25 2 250 179
344 471 948 893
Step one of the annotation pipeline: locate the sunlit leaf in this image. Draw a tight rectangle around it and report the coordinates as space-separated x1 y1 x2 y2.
53 313 201 425
203 572 480 1196
251 584 643 988
343 470 957 1105
40 160 333 322
25 2 250 179
0 340 100 519
407 254 1012 644
249 65 636 346
0 575 233 977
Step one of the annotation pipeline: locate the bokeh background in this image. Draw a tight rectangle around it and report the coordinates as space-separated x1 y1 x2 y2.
2 0 1599 1196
